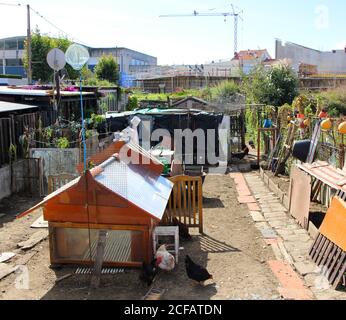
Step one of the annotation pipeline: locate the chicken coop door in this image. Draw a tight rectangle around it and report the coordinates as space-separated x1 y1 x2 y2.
49 223 148 267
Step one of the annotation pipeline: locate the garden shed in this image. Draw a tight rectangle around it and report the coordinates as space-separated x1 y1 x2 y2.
20 141 174 268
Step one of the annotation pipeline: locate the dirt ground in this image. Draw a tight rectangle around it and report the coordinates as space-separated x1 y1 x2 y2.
0 174 280 300
264 170 291 194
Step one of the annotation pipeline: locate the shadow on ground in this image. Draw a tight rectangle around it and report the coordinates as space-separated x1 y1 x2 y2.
0 194 42 226
40 231 241 300
203 197 225 209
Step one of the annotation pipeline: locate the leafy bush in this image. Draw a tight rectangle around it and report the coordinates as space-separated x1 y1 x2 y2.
211 80 240 100
91 113 105 128
85 130 94 139
200 87 212 101
314 88 346 117
94 54 119 84
24 28 80 82
127 96 139 111
245 62 299 107
83 76 114 87
56 137 70 149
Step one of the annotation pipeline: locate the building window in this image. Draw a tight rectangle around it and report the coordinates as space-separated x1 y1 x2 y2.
130 59 146 66
18 40 24 50
5 59 22 66
5 40 17 50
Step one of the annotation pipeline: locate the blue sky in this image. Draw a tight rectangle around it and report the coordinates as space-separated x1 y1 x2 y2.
0 0 345 65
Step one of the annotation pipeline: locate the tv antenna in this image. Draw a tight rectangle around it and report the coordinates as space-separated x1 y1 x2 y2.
65 44 90 172
47 48 66 112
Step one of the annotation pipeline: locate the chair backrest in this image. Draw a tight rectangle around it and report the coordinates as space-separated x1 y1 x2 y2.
48 174 77 194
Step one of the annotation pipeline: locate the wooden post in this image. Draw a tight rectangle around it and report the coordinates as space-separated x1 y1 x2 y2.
90 230 107 289
27 4 32 84
257 128 261 166
198 177 203 234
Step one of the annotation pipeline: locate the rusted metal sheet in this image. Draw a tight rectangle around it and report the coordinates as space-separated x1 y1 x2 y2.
297 161 346 192
319 197 346 252
289 166 312 229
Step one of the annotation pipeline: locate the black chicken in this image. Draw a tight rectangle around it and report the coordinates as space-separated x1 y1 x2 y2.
172 217 192 241
139 258 158 286
232 145 250 160
185 255 213 285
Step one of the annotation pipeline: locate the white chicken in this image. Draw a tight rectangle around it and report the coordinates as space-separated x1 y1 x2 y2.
155 245 175 271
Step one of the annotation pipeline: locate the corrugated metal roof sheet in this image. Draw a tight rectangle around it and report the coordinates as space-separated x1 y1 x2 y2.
95 157 173 220
297 161 346 192
0 101 38 113
0 86 94 97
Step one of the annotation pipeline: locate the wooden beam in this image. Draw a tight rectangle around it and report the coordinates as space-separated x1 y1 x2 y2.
90 230 107 289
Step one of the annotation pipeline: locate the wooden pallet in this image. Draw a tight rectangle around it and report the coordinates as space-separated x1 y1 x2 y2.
309 189 346 289
309 233 346 289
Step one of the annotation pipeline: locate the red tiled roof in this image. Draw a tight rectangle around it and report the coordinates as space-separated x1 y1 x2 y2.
233 49 271 61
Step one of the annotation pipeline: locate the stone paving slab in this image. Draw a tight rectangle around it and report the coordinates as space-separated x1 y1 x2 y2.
268 260 314 300
247 203 261 211
233 172 346 300
237 195 256 204
260 228 278 239
250 211 265 222
293 261 318 276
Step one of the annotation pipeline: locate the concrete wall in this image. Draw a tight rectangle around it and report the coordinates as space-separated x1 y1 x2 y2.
0 165 11 200
30 148 80 195
0 160 35 201
276 39 346 74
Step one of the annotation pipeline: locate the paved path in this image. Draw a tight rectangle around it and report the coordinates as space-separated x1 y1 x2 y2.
231 171 346 300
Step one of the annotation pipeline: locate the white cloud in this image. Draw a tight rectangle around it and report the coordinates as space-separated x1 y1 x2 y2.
335 41 346 50
314 4 330 30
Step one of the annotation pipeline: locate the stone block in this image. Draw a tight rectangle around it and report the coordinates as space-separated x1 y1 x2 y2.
250 211 265 222
294 261 318 276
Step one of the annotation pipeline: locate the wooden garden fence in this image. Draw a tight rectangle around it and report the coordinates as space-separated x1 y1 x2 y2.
164 175 203 234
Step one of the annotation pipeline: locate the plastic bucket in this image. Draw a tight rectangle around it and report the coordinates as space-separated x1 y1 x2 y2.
292 140 311 163
263 119 272 128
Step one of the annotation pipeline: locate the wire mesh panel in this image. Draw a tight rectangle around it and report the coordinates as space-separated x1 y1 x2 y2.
0 117 15 166
50 226 146 267
317 143 345 169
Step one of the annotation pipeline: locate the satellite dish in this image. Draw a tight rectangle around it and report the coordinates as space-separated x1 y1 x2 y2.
65 43 90 71
47 48 66 71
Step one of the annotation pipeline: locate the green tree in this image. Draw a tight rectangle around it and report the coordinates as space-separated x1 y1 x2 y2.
212 80 240 101
245 62 299 106
24 28 80 82
94 54 119 84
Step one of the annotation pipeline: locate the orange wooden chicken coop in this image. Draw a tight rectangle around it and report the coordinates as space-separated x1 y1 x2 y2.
19 141 174 268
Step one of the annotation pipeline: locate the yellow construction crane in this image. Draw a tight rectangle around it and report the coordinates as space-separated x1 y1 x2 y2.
159 4 243 55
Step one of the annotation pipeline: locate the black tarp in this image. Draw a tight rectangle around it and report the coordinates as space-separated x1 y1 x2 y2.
105 111 224 166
